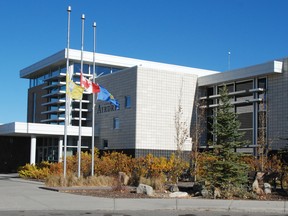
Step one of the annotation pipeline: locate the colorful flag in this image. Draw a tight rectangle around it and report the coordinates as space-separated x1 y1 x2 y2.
80 72 100 93
66 74 84 100
97 85 120 109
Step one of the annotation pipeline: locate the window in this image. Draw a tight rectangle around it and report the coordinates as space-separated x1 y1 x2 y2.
113 117 120 129
103 139 108 149
235 80 253 91
29 74 46 87
258 78 267 89
74 63 89 73
96 66 111 76
60 66 66 74
125 96 131 108
32 93 36 123
51 68 60 77
96 66 123 76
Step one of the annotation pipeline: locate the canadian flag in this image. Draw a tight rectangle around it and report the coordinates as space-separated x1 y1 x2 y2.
80 72 100 93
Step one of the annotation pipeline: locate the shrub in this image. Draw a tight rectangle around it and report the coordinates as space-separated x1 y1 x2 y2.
133 154 170 178
49 162 63 176
195 152 218 182
139 175 166 191
65 151 95 177
81 151 92 177
85 175 115 186
95 151 133 176
19 150 188 189
45 174 115 187
18 163 50 180
45 174 66 187
166 153 189 183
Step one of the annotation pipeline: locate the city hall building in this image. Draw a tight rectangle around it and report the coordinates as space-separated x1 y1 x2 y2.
0 48 287 172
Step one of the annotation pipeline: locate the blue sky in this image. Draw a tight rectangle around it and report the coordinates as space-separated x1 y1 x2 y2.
0 0 288 123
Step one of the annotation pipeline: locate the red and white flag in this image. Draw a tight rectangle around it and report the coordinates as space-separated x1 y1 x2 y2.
80 72 100 93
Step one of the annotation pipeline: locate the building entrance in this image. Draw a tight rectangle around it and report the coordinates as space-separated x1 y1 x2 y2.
0 136 30 173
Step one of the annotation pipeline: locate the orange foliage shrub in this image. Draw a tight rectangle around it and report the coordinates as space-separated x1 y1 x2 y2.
195 152 218 182
49 162 63 176
166 153 189 183
18 149 190 187
133 154 169 179
95 151 133 176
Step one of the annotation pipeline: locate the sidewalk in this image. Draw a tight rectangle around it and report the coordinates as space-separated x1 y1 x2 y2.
0 174 287 213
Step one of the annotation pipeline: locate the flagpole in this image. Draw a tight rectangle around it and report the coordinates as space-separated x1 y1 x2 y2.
64 5 71 179
78 13 85 178
91 21 96 176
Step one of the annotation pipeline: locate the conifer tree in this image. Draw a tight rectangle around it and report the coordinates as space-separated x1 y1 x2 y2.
205 85 248 197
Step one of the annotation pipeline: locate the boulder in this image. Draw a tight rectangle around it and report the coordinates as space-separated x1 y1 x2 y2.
118 172 129 186
136 184 154 196
201 188 209 198
264 183 272 194
255 172 265 189
192 182 203 196
252 179 264 195
169 191 189 198
252 178 259 192
169 184 179 192
213 187 221 199
252 172 267 195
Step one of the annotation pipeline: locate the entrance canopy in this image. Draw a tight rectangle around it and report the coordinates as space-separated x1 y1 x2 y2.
0 122 92 137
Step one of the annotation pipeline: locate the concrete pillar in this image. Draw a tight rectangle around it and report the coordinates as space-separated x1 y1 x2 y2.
30 135 36 164
58 137 63 162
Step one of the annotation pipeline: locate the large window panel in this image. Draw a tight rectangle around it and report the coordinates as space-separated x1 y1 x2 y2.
74 63 89 73
237 112 253 129
236 81 253 91
236 104 253 114
240 129 253 144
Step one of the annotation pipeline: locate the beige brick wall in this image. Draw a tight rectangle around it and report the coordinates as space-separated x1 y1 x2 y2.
94 66 197 152
136 66 197 151
95 67 137 150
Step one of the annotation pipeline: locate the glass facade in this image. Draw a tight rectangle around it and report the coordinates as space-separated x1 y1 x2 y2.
201 77 267 154
28 62 124 125
36 137 59 163
29 63 122 88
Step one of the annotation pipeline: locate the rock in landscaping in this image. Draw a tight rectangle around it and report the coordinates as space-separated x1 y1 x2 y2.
118 172 129 186
201 188 209 198
192 182 203 196
264 183 272 194
169 191 189 198
136 184 154 196
169 184 179 192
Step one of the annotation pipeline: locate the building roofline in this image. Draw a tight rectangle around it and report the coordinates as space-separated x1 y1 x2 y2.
20 49 219 79
20 50 66 78
198 60 283 86
0 122 92 137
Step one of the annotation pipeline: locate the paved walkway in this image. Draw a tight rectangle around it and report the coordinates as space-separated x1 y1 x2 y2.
0 174 287 213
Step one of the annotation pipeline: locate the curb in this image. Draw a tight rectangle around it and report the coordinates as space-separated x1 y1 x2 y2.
39 186 288 213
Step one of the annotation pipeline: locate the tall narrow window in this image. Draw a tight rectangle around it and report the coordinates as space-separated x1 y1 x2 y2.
125 96 131 108
103 139 108 149
113 117 120 129
32 93 37 123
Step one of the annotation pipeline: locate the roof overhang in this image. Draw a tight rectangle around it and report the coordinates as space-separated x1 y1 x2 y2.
20 49 219 79
20 50 67 79
198 60 283 86
0 122 92 137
